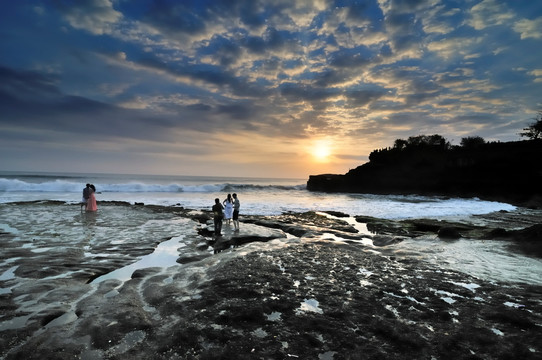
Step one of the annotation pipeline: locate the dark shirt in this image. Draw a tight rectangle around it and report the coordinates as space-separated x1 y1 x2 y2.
83 187 90 200
212 203 224 218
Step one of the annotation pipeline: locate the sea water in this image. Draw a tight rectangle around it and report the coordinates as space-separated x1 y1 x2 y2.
1 171 541 286
0 171 515 218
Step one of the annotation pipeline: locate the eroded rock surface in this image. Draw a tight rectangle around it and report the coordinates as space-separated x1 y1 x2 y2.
1 203 541 359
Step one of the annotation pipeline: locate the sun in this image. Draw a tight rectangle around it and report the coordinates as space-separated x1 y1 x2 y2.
314 145 330 159
312 140 332 162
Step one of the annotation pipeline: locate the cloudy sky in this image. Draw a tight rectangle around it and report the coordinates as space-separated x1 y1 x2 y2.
1 0 541 178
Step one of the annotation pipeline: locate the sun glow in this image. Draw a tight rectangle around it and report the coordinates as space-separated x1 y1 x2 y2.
312 139 332 162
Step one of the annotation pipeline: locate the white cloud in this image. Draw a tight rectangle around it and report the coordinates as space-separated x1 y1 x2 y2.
421 4 457 35
513 17 542 40
427 36 482 60
467 0 515 30
61 0 122 35
528 69 542 83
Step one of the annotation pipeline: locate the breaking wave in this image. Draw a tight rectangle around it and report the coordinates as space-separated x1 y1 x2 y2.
0 178 305 194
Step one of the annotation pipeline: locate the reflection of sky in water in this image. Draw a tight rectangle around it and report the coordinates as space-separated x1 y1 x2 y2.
0 266 18 281
296 298 323 314
92 235 188 284
395 238 542 286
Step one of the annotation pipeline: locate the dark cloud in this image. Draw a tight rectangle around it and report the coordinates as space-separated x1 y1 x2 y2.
0 66 60 101
216 103 254 120
244 35 267 54
345 89 387 107
142 0 207 36
136 52 270 98
0 66 115 132
279 82 339 103
389 0 430 13
185 103 212 112
138 0 297 39
200 35 243 67
451 114 498 125
329 46 373 68
0 65 207 141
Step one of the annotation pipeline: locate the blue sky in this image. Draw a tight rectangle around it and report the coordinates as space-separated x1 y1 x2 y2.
1 0 541 178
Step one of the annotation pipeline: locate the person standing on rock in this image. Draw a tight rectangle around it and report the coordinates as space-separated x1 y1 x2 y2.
223 193 233 225
232 193 240 232
212 198 224 237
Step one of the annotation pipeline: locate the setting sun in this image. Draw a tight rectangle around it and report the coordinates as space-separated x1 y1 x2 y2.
312 140 332 162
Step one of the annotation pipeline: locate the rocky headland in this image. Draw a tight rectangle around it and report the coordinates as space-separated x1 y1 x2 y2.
1 202 542 359
307 138 542 208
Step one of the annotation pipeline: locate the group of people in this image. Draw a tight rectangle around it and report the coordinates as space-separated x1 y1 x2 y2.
81 183 97 212
81 183 238 234
212 193 240 236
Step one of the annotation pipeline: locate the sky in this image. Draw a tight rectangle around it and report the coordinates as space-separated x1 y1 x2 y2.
1 0 541 179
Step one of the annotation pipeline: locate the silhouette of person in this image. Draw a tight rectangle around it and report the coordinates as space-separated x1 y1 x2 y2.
212 198 224 236
81 183 91 211
232 193 240 231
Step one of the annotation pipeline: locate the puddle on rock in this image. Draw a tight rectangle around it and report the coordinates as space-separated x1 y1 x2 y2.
296 298 323 314
92 235 186 284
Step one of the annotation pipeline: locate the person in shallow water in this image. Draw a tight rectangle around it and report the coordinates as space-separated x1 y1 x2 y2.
212 198 224 236
223 193 233 225
86 184 98 212
81 183 90 211
232 193 240 231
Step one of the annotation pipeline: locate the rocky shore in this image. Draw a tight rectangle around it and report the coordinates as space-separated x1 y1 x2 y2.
1 202 541 359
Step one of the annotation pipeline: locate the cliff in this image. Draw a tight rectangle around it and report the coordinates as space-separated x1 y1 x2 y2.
307 139 542 206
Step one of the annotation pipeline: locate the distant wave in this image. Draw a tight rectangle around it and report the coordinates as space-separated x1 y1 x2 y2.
0 178 305 193
222 183 306 191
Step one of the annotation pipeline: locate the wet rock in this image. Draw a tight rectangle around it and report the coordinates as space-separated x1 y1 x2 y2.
372 235 405 246
483 228 511 239
131 267 161 279
188 212 211 224
176 254 212 264
507 224 542 257
198 222 287 253
355 216 409 236
438 226 462 239
511 224 542 241
323 210 350 218
196 227 214 237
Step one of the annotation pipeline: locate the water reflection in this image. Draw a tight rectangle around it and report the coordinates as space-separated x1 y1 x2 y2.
92 235 186 284
395 237 542 285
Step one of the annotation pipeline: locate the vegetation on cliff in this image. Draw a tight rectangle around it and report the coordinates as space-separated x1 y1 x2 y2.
307 131 542 206
519 110 542 140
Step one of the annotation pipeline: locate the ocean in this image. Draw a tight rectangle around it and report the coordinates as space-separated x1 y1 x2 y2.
0 171 516 218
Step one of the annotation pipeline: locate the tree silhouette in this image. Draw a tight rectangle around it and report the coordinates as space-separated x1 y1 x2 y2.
460 136 485 148
520 110 542 140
